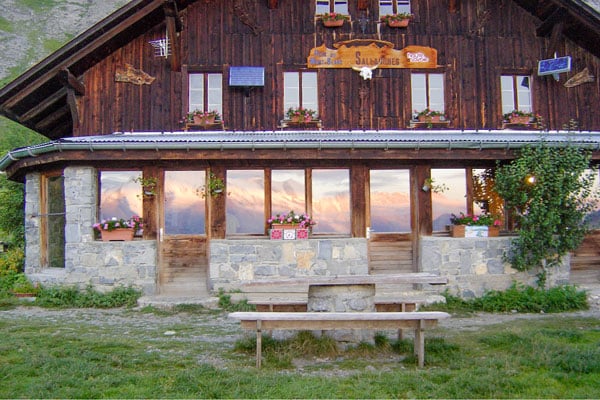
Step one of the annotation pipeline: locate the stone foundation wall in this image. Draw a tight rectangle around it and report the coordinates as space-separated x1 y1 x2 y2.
420 236 570 298
24 167 157 295
209 238 368 289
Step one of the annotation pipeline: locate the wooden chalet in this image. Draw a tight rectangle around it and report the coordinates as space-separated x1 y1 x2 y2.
0 0 599 298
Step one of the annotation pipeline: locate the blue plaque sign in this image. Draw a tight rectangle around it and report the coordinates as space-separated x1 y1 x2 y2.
537 56 571 76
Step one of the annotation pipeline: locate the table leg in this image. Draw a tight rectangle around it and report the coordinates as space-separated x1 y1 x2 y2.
415 320 425 367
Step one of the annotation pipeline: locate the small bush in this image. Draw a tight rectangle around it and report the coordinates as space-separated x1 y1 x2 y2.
0 247 24 275
217 289 255 312
34 285 141 308
425 284 588 314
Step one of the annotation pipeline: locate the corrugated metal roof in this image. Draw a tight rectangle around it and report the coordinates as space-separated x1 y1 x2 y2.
3 130 600 173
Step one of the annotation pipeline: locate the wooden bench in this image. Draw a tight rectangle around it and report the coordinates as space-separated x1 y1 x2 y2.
229 311 450 368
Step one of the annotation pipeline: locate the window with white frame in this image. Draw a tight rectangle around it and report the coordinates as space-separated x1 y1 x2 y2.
316 0 349 15
283 71 319 117
188 73 223 115
379 0 411 15
411 73 445 115
500 75 532 114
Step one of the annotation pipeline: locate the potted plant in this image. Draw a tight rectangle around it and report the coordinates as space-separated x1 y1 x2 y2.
318 12 349 27
503 110 537 125
93 216 142 241
186 109 221 125
286 107 318 123
449 212 501 237
268 210 316 240
422 177 448 193
199 172 225 198
133 175 158 198
380 12 413 28
415 108 446 123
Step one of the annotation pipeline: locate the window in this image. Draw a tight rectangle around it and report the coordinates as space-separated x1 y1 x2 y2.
164 171 205 235
379 0 411 15
431 169 467 231
41 174 65 268
226 170 265 234
370 170 411 233
316 0 349 14
500 75 532 114
271 170 306 215
283 71 318 116
99 171 142 221
312 169 350 234
189 73 223 115
411 73 445 114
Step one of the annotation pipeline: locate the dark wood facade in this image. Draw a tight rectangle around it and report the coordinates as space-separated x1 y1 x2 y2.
70 0 600 135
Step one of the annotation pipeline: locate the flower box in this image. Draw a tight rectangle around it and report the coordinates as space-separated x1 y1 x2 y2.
193 115 216 125
418 115 444 123
387 18 410 27
101 228 134 241
508 115 532 124
452 225 498 238
323 19 344 27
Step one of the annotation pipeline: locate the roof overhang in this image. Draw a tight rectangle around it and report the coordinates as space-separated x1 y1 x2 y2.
2 130 600 181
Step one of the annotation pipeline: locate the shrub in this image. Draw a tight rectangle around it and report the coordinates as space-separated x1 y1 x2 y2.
35 285 141 308
0 247 24 275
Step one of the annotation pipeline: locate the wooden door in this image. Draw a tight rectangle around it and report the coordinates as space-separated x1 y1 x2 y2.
158 170 209 297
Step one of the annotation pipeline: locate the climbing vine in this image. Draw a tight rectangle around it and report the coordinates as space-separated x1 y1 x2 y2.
495 143 599 274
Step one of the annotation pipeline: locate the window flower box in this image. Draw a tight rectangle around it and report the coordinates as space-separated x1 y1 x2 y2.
450 212 501 238
380 13 413 28
100 228 135 241
319 12 349 27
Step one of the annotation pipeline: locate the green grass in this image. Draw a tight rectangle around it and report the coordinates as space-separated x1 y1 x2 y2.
0 307 598 398
0 16 14 33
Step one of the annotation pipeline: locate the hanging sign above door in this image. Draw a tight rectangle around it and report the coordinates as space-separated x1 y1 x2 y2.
307 39 438 69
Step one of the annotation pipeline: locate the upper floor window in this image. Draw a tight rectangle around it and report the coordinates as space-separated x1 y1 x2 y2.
411 73 445 115
316 0 349 15
283 71 319 117
500 75 532 114
379 0 411 15
189 73 223 115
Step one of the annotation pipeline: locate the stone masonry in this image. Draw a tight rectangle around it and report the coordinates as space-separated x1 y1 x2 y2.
420 236 570 298
25 167 157 294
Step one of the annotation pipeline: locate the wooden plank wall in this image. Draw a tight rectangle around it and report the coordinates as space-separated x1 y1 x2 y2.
571 230 600 284
75 0 600 136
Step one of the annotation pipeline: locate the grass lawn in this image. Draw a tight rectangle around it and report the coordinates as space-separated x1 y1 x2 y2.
0 306 599 398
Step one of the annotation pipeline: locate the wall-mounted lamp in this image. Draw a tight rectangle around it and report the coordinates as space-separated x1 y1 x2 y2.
525 175 536 185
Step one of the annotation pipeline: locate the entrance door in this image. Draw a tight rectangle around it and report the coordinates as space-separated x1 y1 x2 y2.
158 171 209 296
368 169 415 275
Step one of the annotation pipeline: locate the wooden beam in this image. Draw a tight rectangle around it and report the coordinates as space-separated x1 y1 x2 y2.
163 0 182 72
547 21 565 58
18 88 67 124
34 105 69 132
536 7 568 37
65 89 80 130
57 68 85 96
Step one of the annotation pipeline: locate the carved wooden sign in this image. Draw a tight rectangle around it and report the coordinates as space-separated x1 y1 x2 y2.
307 40 438 69
115 64 156 85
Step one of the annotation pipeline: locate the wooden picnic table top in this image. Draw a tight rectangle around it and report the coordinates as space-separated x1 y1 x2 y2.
241 272 447 287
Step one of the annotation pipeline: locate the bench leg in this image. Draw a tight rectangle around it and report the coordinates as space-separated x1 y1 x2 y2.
415 320 425 368
256 320 262 368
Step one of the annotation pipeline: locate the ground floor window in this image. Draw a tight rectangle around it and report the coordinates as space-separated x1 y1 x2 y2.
431 169 467 231
226 170 265 234
164 171 205 235
99 171 142 221
42 174 65 268
369 169 411 233
311 169 350 234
